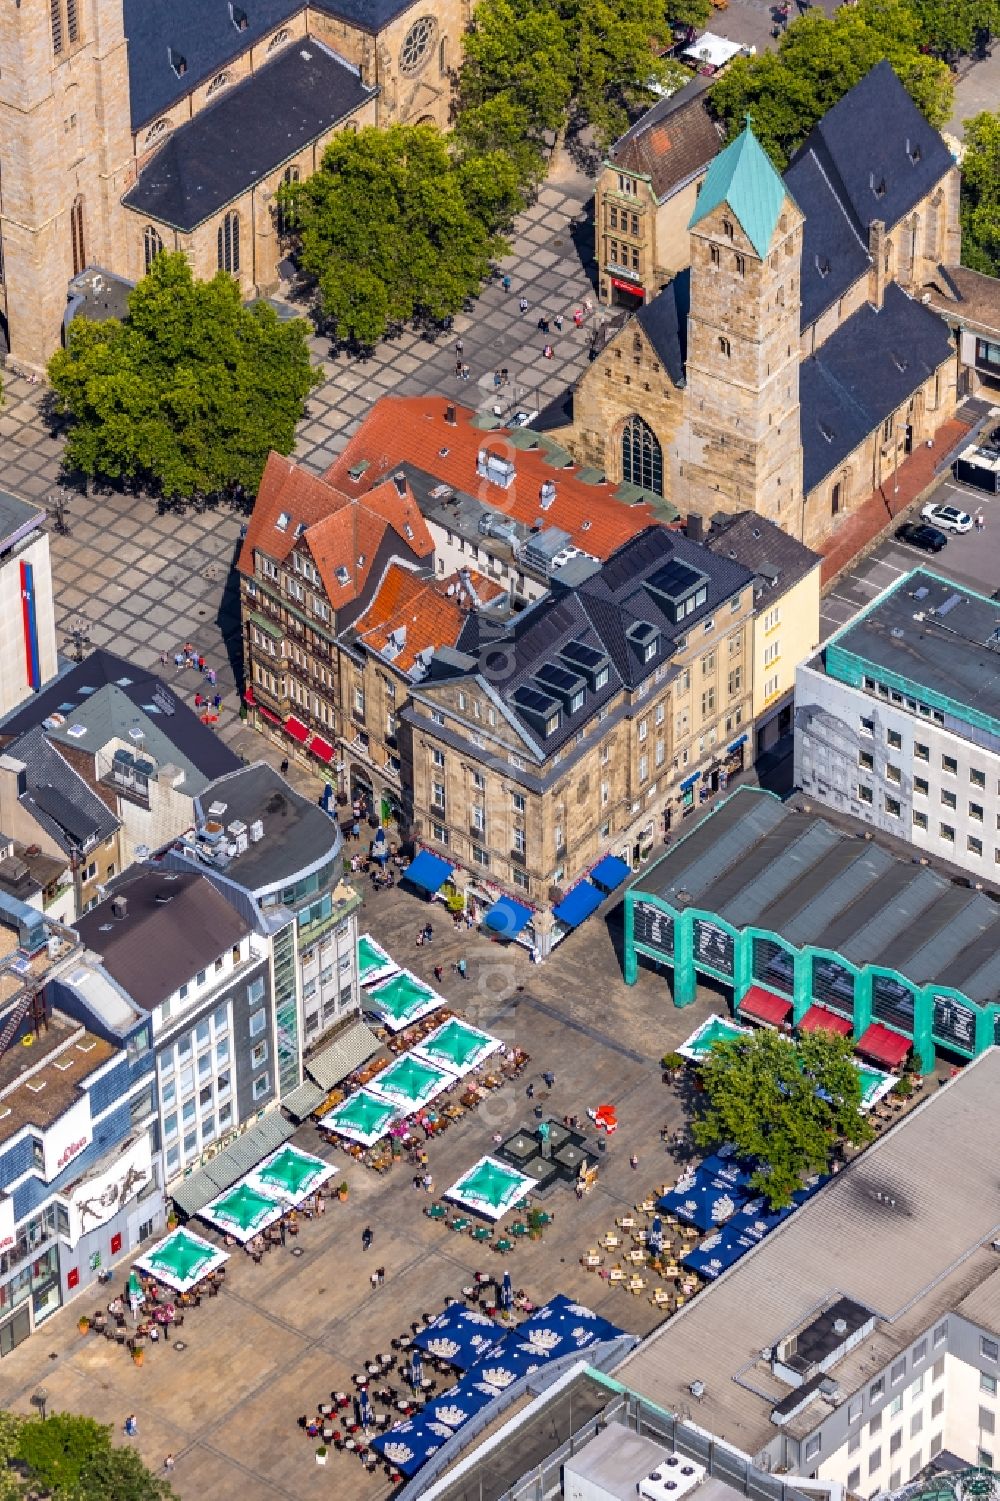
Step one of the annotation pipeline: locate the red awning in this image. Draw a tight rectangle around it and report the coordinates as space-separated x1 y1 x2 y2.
258 705 280 724
243 685 256 706
739 985 792 1027
798 1005 852 1037
308 733 335 764
856 1023 911 1068
284 715 309 743
611 276 645 296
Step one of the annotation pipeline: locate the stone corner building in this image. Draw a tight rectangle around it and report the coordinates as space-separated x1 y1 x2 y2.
0 0 469 368
540 62 960 552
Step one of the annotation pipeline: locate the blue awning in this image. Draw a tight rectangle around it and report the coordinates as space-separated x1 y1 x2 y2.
679 771 702 791
682 1230 748 1281
589 854 631 892
413 1305 504 1371
658 1168 751 1231
371 1410 451 1475
552 880 604 929
484 895 533 938
727 734 748 752
404 850 454 894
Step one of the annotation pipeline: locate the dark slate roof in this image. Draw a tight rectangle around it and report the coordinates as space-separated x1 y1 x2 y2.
124 42 374 232
453 527 751 756
799 282 953 494
636 270 689 387
7 726 120 854
785 149 871 331
76 867 250 1010
0 650 240 786
531 386 574 434
189 761 343 895
124 0 408 131
0 492 45 555
705 511 820 601
610 80 722 202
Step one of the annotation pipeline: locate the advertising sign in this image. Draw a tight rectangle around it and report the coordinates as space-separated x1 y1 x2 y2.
65 1133 152 1247
42 1094 92 1182
0 1195 15 1255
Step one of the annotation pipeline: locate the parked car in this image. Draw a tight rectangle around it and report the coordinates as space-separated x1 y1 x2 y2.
921 502 973 533
896 521 948 553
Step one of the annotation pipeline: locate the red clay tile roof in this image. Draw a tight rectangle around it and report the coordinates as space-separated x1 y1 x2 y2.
239 453 433 607
323 396 656 561
351 563 504 676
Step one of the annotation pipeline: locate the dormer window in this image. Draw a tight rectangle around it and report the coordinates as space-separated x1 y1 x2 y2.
907 139 922 164
815 254 831 278
870 173 886 199
275 511 290 532
169 48 187 77
627 620 659 663
230 3 249 29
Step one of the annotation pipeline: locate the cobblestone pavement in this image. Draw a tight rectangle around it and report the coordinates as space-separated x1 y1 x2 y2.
0 883 727 1501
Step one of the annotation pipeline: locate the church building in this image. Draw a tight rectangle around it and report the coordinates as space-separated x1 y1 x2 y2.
0 0 468 367
538 63 960 552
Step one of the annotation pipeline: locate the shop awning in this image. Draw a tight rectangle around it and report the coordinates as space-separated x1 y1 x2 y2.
484 895 533 938
284 714 309 743
259 705 280 724
169 1111 297 1217
727 734 748 753
590 854 631 892
798 1005 852 1037
739 985 792 1027
280 1078 326 1120
680 771 702 792
243 685 256 705
305 1018 382 1092
404 850 453 894
552 880 604 929
856 1022 911 1068
308 732 335 764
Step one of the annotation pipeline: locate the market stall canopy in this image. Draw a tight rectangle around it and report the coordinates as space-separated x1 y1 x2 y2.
367 1054 455 1112
199 1181 284 1243
366 969 446 1032
682 1229 747 1281
738 985 792 1027
856 1022 911 1068
413 1304 504 1371
412 1017 502 1076
552 881 604 929
798 1004 852 1036
248 1144 334 1203
134 1227 228 1293
445 1155 534 1221
322 1088 399 1147
658 1168 750 1231
357 932 399 987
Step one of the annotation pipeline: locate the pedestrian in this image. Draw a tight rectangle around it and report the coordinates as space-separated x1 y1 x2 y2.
456 338 464 355
433 964 444 983
124 1414 138 1438
212 693 222 710
160 651 168 667
554 314 563 332
630 1153 639 1171
377 1265 385 1286
501 367 509 384
352 820 361 840
457 957 468 978
502 274 512 292
462 363 471 380
164 1454 175 1473
198 654 206 673
370 1270 379 1291
573 308 583 327
456 358 464 377
526 1082 535 1100
542 1070 555 1088
194 692 204 708
422 1172 434 1192
413 1174 422 1190
362 1225 373 1252
280 1217 287 1246
280 758 289 775
519 297 529 315
174 651 184 669
543 344 554 360
494 369 502 388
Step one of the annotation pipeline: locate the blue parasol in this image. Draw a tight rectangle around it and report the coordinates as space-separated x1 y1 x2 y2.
358 1386 373 1429
410 1348 423 1387
648 1215 664 1255
500 1271 513 1312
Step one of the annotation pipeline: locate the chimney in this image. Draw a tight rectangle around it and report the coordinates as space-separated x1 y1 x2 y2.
111 895 128 921
868 219 887 311
392 471 407 497
444 404 457 426
687 512 705 544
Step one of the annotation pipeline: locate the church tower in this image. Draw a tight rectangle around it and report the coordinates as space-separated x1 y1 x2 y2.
674 123 805 532
0 0 133 367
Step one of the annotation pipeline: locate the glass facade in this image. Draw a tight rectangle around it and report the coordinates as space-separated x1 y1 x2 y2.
273 921 300 1095
811 957 856 1018
693 919 734 976
932 994 976 1052
159 1002 233 1174
752 937 795 994
632 902 674 958
871 974 916 1032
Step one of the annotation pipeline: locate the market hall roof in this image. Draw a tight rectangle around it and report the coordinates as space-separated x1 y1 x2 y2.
631 785 1000 1006
124 40 375 232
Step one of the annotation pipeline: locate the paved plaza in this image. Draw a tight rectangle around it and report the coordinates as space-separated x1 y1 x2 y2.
0 881 727 1501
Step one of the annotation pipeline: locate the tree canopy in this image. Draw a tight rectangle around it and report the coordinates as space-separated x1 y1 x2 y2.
691 1028 873 1207
960 112 1000 277
908 0 1000 60
6 1411 174 1501
283 124 519 347
709 0 953 169
47 252 317 498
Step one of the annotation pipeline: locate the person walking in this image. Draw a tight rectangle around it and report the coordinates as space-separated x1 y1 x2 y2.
362 1225 374 1252
542 1071 555 1089
456 957 468 979
518 297 529 315
280 758 289 775
164 1455 175 1473
526 1081 535 1100
377 1265 385 1286
630 1154 639 1171
554 314 563 332
502 274 512 292
124 1414 138 1438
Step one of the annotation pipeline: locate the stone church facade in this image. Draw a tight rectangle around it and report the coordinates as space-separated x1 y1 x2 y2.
538 63 960 552
0 0 469 368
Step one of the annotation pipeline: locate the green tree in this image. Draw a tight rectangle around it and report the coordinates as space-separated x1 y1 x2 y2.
284 124 516 346
47 253 318 498
557 0 688 147
14 1411 175 1501
665 0 711 28
691 1029 872 1207
909 0 1000 59
710 1 953 169
961 112 1000 276
458 0 574 137
0 1411 22 1501
453 96 548 195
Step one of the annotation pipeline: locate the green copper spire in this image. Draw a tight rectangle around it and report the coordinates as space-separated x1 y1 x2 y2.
688 122 789 259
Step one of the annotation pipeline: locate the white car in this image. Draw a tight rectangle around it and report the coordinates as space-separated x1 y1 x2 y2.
921 502 973 534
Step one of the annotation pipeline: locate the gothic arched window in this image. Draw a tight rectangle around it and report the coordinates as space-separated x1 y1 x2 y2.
218 210 240 273
143 225 163 273
621 414 663 495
